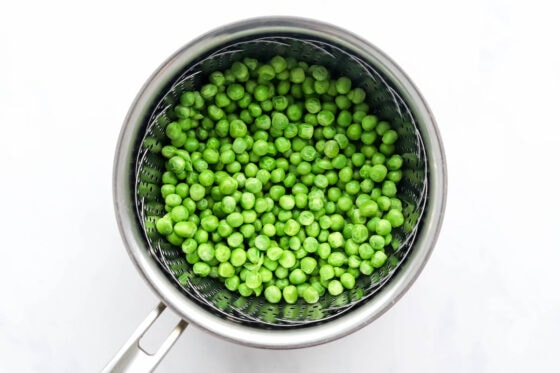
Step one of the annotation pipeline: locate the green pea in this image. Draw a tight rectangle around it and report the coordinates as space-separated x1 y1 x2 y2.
372 251 388 268
340 272 356 289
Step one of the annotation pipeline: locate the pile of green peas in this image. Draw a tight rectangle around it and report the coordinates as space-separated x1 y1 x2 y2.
155 55 405 304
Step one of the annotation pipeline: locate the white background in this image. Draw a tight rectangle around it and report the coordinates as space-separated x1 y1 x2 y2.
1 0 559 372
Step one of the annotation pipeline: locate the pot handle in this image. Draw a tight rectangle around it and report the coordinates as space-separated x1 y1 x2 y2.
102 302 188 373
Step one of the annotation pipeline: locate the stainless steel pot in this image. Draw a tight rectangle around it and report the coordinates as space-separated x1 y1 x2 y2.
108 16 447 372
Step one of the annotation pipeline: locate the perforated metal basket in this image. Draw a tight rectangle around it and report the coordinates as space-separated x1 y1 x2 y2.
108 17 446 372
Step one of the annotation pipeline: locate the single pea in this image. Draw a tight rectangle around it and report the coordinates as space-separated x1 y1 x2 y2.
360 114 377 131
247 247 264 268
327 232 344 249
213 243 231 263
245 271 262 289
382 129 398 145
338 167 353 184
386 154 403 170
294 211 313 226
201 215 219 232
340 272 356 289
345 180 361 195
165 122 182 141
317 110 335 126
224 275 240 291
372 250 388 268
382 180 397 197
357 260 374 275
219 177 238 195
282 285 298 304
290 67 306 83
331 154 348 169
375 219 392 236
194 229 208 243
229 119 247 138
164 192 181 207
264 285 282 304
243 57 258 71
323 140 340 159
335 95 351 110
361 179 374 193
227 232 244 248
305 97 321 114
217 262 235 278
231 61 249 81
239 192 256 210
351 224 369 243
180 91 196 106
385 209 405 227
296 161 312 176
269 185 285 201
377 195 391 211
335 77 352 94
251 139 268 157
300 257 317 275
196 242 214 262
269 55 287 73
388 198 403 212
328 279 344 296
302 285 320 304
319 264 335 281
348 87 366 104
279 250 296 268
240 223 255 239
156 217 174 236
358 243 375 260
181 238 197 254
318 216 331 230
237 283 253 297
226 212 244 228
167 156 186 174
219 149 236 165
375 121 391 136
170 205 189 222
289 268 307 285
161 184 176 199
286 103 303 121
277 195 294 210
330 214 345 231
359 200 378 218
346 123 362 140
301 145 317 162
254 234 271 251
229 248 247 267
348 254 361 268
193 262 211 277
312 174 328 189
266 246 283 261
387 170 403 183
219 196 235 214
270 168 286 184
196 170 213 188
328 252 347 267
262 212 276 226
245 177 262 193
370 164 388 183
317 243 331 259
370 152 384 165
185 251 199 265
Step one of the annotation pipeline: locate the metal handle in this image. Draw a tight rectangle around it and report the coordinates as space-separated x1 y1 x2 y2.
102 302 188 373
